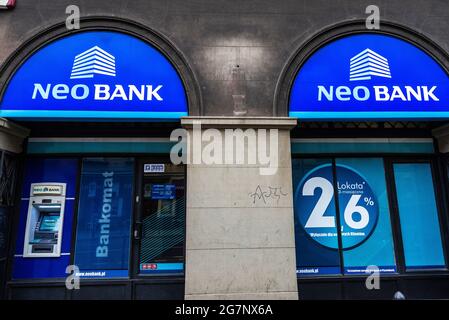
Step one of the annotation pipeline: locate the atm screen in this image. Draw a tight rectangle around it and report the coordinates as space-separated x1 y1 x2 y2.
39 215 59 232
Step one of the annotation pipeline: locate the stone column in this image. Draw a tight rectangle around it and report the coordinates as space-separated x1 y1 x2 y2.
182 116 298 300
0 118 29 153
433 124 449 153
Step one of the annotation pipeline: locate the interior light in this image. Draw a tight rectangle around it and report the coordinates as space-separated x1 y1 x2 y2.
35 205 61 209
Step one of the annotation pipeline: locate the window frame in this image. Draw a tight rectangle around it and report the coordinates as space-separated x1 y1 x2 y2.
73 157 136 278
292 153 449 278
8 153 187 283
132 157 186 278
386 158 449 273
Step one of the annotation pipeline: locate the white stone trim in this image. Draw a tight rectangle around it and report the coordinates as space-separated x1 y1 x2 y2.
181 116 297 129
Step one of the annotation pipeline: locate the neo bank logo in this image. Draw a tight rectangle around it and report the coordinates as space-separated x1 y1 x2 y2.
70 46 116 79
349 49 391 81
318 48 439 103
32 46 163 102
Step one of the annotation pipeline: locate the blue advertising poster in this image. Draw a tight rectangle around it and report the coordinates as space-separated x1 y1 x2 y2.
0 31 187 120
297 163 379 250
289 34 449 119
292 159 341 276
293 158 397 276
296 164 340 250
336 158 396 274
74 158 134 278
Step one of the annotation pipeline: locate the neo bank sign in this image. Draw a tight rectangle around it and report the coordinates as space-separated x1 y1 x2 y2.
0 31 187 120
289 34 449 119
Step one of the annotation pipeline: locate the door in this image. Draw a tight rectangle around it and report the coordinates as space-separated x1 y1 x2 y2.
133 159 185 276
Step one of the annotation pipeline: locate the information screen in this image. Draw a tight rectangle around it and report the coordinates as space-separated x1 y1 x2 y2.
39 215 59 232
151 184 176 200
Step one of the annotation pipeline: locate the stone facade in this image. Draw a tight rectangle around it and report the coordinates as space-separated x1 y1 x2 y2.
182 117 298 299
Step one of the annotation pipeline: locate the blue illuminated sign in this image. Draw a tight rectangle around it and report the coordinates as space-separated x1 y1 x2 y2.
0 31 188 120
289 34 449 119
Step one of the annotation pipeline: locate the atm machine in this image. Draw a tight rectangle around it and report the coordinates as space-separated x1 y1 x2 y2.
23 183 66 257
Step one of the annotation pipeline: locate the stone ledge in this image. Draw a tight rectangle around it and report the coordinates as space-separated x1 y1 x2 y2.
0 118 30 139
181 116 297 129
185 291 299 300
432 123 449 138
0 118 30 153
432 124 449 153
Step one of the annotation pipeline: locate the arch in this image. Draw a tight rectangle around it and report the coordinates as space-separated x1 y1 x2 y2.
0 16 202 117
274 20 449 117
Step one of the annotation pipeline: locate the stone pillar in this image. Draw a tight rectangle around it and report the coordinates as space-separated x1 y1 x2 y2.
433 124 449 153
182 116 298 300
0 118 29 153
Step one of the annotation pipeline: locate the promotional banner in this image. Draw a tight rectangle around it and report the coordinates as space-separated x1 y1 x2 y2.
0 31 187 120
289 33 449 119
293 159 341 276
336 158 396 274
74 158 134 278
296 164 379 250
293 159 397 276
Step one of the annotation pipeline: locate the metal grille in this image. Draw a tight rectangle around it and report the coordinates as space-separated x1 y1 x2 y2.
140 196 185 263
298 121 443 130
0 152 18 206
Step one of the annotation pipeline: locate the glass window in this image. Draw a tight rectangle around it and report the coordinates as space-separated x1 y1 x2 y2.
336 158 396 274
393 163 445 270
138 171 185 275
293 158 341 276
293 158 397 276
74 158 134 278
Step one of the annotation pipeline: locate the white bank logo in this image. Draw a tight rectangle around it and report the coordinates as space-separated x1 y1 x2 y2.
316 49 438 103
70 46 116 79
31 46 163 102
349 49 391 81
